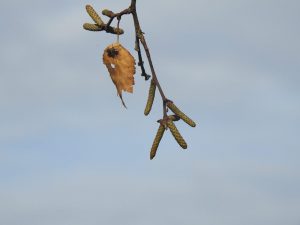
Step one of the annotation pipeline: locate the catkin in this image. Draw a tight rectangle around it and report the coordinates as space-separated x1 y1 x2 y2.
144 79 156 115
150 124 165 160
168 115 180 122
86 5 104 26
83 23 102 31
167 102 196 127
102 9 114 18
167 120 187 149
105 26 124 35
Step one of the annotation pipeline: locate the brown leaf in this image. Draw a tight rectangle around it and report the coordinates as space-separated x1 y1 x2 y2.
103 43 136 107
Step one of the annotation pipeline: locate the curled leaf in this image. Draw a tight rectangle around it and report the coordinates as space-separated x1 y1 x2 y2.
103 43 136 107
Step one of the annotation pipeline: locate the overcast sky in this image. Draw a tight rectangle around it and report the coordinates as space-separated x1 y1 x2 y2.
0 0 300 225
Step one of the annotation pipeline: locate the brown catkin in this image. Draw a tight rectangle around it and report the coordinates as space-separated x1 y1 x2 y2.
144 79 156 115
150 124 165 160
83 23 102 31
167 120 187 149
167 102 196 127
86 5 104 26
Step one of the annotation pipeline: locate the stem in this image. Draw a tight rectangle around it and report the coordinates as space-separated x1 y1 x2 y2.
135 35 150 80
105 7 132 31
130 0 168 118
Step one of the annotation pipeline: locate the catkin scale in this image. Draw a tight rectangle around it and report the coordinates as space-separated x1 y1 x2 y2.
150 124 165 160
167 102 196 127
86 5 104 26
168 115 180 122
167 120 187 149
144 79 156 115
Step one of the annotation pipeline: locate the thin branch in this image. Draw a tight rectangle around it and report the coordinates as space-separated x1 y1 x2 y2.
130 0 168 118
105 7 132 30
135 36 150 80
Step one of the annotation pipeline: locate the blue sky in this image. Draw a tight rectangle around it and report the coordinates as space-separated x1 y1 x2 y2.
0 0 299 225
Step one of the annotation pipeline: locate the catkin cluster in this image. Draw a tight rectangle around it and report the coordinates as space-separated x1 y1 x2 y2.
144 79 196 159
83 5 124 34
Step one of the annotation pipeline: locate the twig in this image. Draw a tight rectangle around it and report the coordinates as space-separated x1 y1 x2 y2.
105 7 132 30
135 36 150 80
130 0 168 118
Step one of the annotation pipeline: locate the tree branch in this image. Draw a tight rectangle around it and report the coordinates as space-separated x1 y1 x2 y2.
130 0 168 118
83 0 196 159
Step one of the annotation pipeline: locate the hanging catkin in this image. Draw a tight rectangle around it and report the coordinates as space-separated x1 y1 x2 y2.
167 102 196 127
168 115 180 122
150 124 165 159
167 120 187 149
144 79 156 115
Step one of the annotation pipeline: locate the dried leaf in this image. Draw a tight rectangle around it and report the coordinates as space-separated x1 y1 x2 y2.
103 43 136 107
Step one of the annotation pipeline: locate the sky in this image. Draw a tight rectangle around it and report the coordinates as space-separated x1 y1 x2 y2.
0 0 300 225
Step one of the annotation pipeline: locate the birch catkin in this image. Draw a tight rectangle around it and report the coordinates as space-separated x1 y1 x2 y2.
167 120 187 149
86 5 104 26
150 124 165 160
83 23 102 31
168 115 180 122
102 9 114 18
144 79 156 115
167 102 196 127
